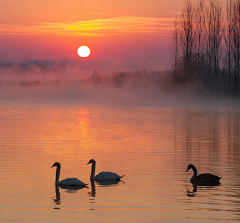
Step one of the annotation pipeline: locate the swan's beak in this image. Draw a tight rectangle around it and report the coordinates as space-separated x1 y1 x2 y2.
87 161 90 165
51 165 54 168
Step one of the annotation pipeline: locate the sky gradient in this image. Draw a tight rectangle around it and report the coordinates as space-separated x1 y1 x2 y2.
0 0 187 70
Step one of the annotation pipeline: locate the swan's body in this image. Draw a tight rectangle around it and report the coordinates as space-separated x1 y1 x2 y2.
186 164 221 186
52 162 87 187
87 159 124 180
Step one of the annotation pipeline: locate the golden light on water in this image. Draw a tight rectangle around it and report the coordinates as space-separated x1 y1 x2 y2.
0 102 240 221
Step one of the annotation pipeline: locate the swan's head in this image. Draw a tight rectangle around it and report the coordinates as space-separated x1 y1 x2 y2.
51 162 61 168
186 164 195 172
87 159 96 165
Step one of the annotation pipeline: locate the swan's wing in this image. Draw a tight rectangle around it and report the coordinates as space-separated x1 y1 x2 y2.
95 179 121 186
193 173 221 186
58 178 87 186
94 172 123 180
197 173 221 181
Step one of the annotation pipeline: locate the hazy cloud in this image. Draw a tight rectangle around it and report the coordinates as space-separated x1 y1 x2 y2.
0 16 174 36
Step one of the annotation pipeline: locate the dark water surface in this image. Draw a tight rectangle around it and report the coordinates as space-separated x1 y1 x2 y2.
0 98 240 222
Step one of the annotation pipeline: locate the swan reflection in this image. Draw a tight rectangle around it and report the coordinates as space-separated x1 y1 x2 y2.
88 180 96 197
53 186 61 209
186 184 220 197
186 185 198 197
87 179 124 211
52 185 86 209
58 184 87 193
88 179 125 197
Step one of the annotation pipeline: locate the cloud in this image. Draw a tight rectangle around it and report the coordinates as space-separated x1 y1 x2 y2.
0 16 174 36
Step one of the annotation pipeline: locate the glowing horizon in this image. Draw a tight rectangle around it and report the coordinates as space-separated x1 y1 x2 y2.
0 16 174 37
0 0 188 69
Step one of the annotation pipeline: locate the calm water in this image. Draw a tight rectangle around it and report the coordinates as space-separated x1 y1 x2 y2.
0 88 240 222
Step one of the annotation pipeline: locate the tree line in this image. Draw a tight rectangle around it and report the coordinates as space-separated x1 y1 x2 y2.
171 0 240 94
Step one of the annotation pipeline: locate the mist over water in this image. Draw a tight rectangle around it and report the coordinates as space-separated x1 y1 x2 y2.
0 62 239 109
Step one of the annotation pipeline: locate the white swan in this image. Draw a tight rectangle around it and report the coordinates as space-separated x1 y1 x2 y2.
87 159 125 180
51 162 87 186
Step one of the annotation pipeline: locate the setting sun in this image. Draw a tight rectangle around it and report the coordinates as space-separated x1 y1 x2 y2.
77 45 91 58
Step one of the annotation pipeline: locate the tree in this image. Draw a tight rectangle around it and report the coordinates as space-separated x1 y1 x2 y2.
231 0 240 91
225 0 234 90
205 0 223 77
179 0 195 81
170 0 240 93
170 18 181 82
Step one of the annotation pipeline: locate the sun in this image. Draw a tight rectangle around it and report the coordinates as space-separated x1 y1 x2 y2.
77 45 91 58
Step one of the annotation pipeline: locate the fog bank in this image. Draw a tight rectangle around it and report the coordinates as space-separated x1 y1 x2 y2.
0 65 239 109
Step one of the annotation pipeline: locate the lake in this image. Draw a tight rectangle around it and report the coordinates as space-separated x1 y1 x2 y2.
0 84 240 222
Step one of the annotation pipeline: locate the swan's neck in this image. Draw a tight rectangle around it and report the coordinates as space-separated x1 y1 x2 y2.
55 165 61 184
90 162 96 179
191 166 198 182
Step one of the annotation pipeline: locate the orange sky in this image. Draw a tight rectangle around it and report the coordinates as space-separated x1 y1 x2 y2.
0 0 225 71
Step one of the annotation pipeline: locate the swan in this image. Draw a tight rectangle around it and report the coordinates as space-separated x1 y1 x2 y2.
51 162 87 187
87 159 125 180
186 164 221 186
